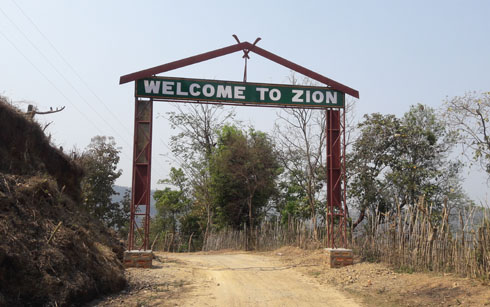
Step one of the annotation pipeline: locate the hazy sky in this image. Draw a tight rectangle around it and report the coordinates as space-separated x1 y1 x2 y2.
1 0 489 203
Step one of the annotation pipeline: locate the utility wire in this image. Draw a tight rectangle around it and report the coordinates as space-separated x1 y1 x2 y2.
1 25 168 184
2 3 170 182
9 1 171 181
10 0 132 133
0 27 105 136
0 6 132 152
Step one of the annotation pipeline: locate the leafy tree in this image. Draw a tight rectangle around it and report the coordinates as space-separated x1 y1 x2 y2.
153 167 191 234
80 136 125 229
116 189 131 237
274 73 357 238
151 167 208 251
347 113 399 227
348 105 466 228
210 126 281 249
166 104 236 247
389 105 462 208
275 172 311 223
275 108 326 239
443 91 490 175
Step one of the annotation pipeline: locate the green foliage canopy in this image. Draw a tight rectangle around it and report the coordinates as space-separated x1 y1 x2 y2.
210 126 281 230
80 136 128 230
348 105 466 226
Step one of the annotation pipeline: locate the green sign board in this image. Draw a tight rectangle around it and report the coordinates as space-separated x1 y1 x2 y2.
135 77 344 108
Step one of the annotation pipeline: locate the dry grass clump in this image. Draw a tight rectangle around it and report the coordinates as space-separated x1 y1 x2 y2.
152 219 325 253
0 174 127 306
156 199 489 281
351 199 490 280
0 96 83 199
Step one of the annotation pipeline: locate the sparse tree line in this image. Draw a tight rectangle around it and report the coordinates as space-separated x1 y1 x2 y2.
144 90 489 254
76 88 489 278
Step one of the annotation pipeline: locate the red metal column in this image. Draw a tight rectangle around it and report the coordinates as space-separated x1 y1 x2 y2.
326 107 347 248
341 107 347 246
128 96 153 251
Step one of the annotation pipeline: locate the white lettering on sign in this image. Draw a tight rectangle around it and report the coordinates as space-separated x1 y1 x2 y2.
292 89 303 102
326 92 337 104
144 80 161 94
290 89 337 104
176 83 188 96
202 84 215 97
256 87 269 100
312 91 323 103
140 79 340 106
189 83 200 96
269 89 281 101
162 81 175 95
234 86 246 99
216 85 232 98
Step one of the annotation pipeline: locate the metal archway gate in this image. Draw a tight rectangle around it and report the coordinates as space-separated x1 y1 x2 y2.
120 40 359 253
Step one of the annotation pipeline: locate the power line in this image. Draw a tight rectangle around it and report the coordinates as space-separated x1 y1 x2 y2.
2 3 170 182
0 7 137 170
1 24 168 183
10 1 172 182
0 6 132 151
0 27 105 136
10 0 132 133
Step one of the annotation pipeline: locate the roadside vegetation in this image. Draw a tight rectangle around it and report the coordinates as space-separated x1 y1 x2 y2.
2 84 487 306
70 88 488 281
146 88 489 281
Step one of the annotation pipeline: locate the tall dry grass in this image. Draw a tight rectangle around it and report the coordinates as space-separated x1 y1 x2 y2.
151 218 325 252
352 198 489 280
203 219 324 251
151 199 489 280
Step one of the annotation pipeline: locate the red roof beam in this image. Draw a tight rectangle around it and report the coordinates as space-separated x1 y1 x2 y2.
119 41 359 99
119 42 250 85
250 45 359 98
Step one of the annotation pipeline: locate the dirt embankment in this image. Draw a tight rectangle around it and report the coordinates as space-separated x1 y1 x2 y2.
0 97 82 199
0 98 126 306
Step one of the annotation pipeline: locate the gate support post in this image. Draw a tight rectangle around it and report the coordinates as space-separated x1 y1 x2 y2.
128 96 153 251
326 108 347 248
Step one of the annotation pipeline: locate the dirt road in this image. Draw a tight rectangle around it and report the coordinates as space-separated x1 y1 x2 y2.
91 251 361 306
172 252 360 307
91 248 490 306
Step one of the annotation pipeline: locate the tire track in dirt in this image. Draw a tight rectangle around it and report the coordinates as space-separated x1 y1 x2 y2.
172 252 360 307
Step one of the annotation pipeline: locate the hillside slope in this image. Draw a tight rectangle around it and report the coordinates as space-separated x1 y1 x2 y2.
0 97 126 306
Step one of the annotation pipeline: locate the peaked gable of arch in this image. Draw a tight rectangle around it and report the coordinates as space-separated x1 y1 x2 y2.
120 41 359 99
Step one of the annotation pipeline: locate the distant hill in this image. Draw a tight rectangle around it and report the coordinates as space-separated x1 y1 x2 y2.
112 185 157 217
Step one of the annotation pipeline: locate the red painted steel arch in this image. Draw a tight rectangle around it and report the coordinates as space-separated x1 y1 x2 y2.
121 40 357 250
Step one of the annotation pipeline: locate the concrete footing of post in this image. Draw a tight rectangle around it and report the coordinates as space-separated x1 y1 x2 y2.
123 250 153 268
324 248 353 268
